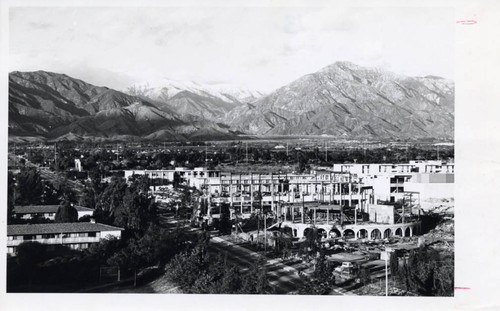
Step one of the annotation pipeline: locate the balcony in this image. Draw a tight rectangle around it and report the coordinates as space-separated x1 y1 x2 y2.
7 236 101 247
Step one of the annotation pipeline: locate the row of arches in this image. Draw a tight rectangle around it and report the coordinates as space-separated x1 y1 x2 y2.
303 226 414 240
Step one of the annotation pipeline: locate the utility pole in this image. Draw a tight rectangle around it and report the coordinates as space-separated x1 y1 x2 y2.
402 196 405 224
264 213 267 253
54 143 57 170
385 255 389 296
325 141 327 162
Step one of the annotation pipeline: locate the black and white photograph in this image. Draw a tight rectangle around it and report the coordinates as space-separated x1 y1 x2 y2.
2 0 500 309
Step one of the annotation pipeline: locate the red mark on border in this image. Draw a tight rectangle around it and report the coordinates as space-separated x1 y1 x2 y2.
455 287 471 290
456 20 477 25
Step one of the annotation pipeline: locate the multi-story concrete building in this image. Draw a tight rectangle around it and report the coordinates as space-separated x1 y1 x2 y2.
7 222 123 255
333 161 454 204
125 160 453 218
124 167 221 189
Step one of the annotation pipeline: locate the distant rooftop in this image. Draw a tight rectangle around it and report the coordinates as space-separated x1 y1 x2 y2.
8 222 123 236
13 205 93 214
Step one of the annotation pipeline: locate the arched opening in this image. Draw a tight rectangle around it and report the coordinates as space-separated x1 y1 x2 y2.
317 228 327 240
282 226 293 237
357 229 368 239
404 227 411 237
304 227 313 239
343 229 355 239
383 229 392 239
329 229 341 238
395 228 403 237
371 229 381 240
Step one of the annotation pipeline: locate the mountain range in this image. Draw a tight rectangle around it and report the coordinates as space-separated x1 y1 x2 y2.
8 62 454 142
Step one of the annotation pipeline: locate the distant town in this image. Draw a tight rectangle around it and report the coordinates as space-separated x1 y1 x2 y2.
7 140 454 295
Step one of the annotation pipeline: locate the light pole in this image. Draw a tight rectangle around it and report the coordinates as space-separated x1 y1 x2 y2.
264 212 267 254
385 255 388 296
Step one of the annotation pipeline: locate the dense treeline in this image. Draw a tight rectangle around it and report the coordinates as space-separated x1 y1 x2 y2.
79 174 158 234
390 246 454 296
11 141 454 174
7 168 79 224
7 225 192 292
165 233 273 294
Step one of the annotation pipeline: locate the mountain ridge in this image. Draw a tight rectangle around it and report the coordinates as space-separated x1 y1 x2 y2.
225 61 454 140
9 62 454 141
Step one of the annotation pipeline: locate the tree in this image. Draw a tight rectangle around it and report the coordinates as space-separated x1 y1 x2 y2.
14 167 44 205
113 178 157 233
218 203 232 235
93 176 127 225
397 247 454 296
54 201 78 223
297 248 336 295
7 172 15 224
107 239 142 287
52 178 77 204
240 259 273 294
164 233 272 294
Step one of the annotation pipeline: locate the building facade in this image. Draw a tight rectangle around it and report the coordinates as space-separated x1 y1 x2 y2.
13 205 94 221
7 222 123 255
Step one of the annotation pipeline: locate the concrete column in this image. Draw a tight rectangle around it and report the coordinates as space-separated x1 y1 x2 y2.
349 181 352 208
229 173 233 208
240 175 243 214
250 173 254 213
340 182 343 207
301 201 305 223
271 175 275 214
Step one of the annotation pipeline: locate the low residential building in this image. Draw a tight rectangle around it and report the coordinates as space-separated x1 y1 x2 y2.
7 222 123 255
13 205 94 221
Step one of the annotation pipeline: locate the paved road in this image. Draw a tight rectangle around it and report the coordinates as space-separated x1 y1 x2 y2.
159 215 351 295
209 237 352 295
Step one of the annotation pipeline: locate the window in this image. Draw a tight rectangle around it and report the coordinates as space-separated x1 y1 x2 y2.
88 232 97 237
42 234 56 239
78 233 87 237
23 235 35 240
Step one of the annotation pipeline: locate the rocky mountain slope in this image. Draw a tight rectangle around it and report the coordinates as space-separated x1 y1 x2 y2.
126 79 263 122
9 62 454 141
9 71 234 141
226 62 454 140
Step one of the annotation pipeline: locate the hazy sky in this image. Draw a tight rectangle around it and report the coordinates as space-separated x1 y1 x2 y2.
9 6 454 92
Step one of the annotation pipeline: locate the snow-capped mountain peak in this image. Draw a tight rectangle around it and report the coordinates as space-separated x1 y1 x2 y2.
126 78 264 104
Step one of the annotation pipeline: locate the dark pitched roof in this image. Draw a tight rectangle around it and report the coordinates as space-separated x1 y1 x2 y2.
13 205 93 214
7 223 123 236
